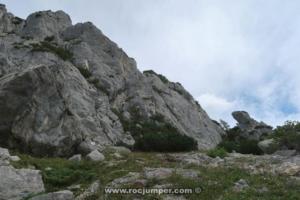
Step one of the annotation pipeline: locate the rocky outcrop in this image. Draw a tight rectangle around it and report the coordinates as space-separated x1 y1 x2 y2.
232 111 272 140
164 151 300 177
0 147 45 200
0 4 223 156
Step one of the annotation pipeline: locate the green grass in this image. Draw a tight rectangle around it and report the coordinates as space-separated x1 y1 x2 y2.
143 70 169 84
12 154 99 192
11 151 300 200
207 147 227 158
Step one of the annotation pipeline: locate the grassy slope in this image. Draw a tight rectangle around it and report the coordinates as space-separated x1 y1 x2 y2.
11 151 300 200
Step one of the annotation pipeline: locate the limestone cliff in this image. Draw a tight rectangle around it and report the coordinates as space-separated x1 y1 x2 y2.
0 4 223 156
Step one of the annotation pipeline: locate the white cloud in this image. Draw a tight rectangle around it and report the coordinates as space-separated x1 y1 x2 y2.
197 93 237 126
3 0 300 126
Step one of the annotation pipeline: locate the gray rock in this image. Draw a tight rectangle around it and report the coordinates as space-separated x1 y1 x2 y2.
113 152 123 159
232 111 273 140
0 147 10 160
144 167 174 180
30 190 74 200
0 147 10 166
276 162 300 176
233 179 249 192
0 64 127 157
68 154 82 162
176 169 200 179
0 4 224 157
258 139 279 154
109 146 131 154
86 150 105 161
109 172 141 187
0 165 45 200
143 167 199 180
75 181 100 200
10 155 20 162
285 155 300 165
67 184 81 190
273 150 297 157
21 10 72 39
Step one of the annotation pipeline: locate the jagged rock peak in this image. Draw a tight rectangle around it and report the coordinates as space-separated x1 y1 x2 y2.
0 4 6 13
21 10 72 39
232 111 255 127
232 111 272 140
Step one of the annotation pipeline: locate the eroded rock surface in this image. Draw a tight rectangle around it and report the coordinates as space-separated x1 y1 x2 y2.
232 111 272 140
0 4 223 156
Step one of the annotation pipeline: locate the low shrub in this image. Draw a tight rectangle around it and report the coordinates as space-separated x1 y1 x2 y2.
219 139 262 155
143 70 169 84
218 124 263 155
78 67 92 78
44 35 55 42
207 147 227 158
238 139 263 155
31 41 73 61
271 121 300 151
134 131 197 152
12 155 98 192
117 109 197 152
218 140 239 153
12 17 23 25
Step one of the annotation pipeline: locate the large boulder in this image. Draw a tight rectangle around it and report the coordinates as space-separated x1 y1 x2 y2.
258 139 279 154
0 166 45 200
232 111 273 140
0 147 45 200
86 150 105 161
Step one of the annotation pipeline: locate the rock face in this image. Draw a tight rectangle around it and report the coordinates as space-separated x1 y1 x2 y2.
0 4 223 156
232 111 272 140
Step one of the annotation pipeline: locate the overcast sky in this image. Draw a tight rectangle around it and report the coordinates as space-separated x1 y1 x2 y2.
2 0 300 127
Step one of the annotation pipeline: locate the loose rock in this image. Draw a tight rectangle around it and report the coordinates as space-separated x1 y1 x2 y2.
86 150 105 162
